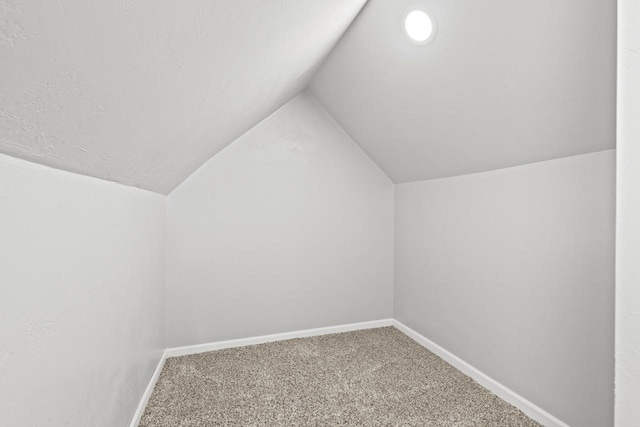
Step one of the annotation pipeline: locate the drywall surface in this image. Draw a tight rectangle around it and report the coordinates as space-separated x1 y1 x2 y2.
166 91 394 347
0 154 166 426
311 0 616 183
395 150 615 427
616 0 640 425
0 0 366 193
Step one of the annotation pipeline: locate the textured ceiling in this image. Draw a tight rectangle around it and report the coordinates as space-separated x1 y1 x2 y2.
0 0 366 193
310 0 616 183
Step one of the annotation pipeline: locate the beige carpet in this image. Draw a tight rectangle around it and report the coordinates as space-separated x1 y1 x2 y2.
139 327 541 426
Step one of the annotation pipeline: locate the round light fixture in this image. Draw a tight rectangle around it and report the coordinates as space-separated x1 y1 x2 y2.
404 9 436 45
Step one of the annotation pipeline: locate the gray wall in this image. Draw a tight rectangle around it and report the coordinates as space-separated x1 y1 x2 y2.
0 153 166 427
166 91 394 347
394 150 615 427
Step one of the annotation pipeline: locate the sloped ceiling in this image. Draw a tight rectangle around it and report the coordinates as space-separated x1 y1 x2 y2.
0 0 366 193
310 0 616 183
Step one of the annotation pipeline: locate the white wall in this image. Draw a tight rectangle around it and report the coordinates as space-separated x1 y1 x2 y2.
166 91 394 347
616 0 640 425
394 150 615 427
0 154 166 427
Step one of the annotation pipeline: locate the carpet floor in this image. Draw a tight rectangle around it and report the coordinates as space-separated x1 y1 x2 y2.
139 327 541 426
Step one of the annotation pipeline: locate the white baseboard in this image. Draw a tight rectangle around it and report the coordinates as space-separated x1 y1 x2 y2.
165 318 394 358
130 318 567 427
128 350 167 427
392 320 570 427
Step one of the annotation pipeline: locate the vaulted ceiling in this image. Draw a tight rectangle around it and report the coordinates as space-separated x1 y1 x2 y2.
0 0 366 193
1 0 616 193
310 0 616 183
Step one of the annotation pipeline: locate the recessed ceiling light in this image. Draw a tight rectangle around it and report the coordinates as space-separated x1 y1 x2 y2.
404 9 436 45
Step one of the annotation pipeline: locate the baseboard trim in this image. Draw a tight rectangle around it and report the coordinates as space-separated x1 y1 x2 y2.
165 318 394 358
131 319 567 427
128 350 167 427
392 320 570 427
